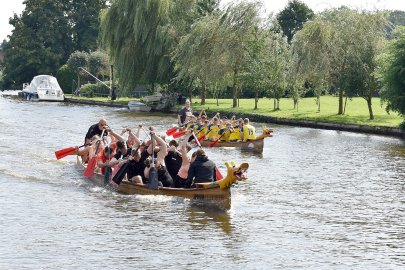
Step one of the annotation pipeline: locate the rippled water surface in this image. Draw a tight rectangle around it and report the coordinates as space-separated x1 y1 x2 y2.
1 97 404 269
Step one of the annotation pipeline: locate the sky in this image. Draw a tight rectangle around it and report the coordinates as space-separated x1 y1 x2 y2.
1 0 404 42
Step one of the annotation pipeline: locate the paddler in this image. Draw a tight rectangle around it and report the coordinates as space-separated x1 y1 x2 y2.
241 118 256 141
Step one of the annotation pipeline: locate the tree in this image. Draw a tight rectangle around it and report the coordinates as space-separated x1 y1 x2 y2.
219 1 263 107
68 0 107 52
1 0 106 89
100 0 173 90
1 0 73 88
292 8 388 116
341 12 388 120
378 26 405 120
67 51 89 92
88 50 110 79
277 0 314 44
172 12 226 105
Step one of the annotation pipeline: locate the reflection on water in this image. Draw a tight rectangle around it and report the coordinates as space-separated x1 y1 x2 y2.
1 98 405 269
186 205 233 234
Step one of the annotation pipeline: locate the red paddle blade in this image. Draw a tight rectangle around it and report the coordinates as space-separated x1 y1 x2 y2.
216 168 223 180
198 134 206 142
84 157 97 177
172 130 186 138
165 127 177 136
55 147 75 160
209 140 219 147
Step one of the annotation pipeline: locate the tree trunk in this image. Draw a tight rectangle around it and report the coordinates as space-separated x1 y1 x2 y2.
232 69 238 108
201 83 206 105
367 96 374 120
317 96 320 113
77 74 81 93
343 95 348 115
254 92 258 110
110 65 114 97
293 98 297 109
338 88 344 115
274 99 276 110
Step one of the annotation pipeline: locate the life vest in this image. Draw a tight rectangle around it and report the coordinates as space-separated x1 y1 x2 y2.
218 128 231 141
206 124 220 140
228 127 242 142
243 124 256 141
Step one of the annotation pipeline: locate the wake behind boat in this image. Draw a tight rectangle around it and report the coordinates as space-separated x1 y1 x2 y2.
21 75 64 101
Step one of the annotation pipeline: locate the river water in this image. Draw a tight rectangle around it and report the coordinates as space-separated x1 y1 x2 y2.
0 97 404 269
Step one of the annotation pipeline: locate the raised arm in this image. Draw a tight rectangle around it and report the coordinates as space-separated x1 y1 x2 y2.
151 132 168 162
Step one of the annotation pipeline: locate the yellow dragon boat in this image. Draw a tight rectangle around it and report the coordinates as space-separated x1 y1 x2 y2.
199 126 273 153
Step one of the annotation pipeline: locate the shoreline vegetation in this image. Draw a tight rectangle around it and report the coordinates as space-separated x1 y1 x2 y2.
64 95 405 139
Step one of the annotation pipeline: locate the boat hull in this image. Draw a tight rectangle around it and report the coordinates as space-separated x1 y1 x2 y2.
77 160 232 209
127 101 152 112
200 138 264 153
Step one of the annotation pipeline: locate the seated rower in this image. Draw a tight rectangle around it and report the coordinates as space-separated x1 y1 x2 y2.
143 131 173 187
173 132 194 188
206 117 221 141
125 148 147 184
97 146 115 175
241 118 256 142
164 140 183 180
185 149 217 188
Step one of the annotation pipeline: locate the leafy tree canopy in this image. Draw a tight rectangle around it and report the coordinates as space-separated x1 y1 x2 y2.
277 0 314 44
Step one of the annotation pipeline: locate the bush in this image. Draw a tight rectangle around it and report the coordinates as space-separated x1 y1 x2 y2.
79 83 95 97
56 64 75 94
79 82 110 97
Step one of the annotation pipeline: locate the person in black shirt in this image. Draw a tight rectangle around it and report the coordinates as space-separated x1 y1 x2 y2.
144 131 173 187
177 99 193 126
85 118 108 144
126 148 146 184
164 140 183 180
185 149 217 188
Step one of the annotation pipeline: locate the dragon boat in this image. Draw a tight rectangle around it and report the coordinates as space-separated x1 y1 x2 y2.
198 126 273 153
78 158 249 210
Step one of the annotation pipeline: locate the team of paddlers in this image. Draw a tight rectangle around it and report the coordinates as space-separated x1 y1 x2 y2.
67 106 258 188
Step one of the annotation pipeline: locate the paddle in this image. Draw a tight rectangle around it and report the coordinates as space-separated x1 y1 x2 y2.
104 143 112 185
172 129 186 139
112 161 129 185
148 131 159 189
191 132 223 180
55 144 87 160
165 126 177 136
84 130 105 178
209 128 228 147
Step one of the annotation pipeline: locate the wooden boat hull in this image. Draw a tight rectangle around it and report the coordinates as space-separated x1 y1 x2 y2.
200 138 264 153
118 182 231 209
76 159 249 210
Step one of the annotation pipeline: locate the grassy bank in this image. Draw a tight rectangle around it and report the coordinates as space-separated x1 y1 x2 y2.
189 96 403 128
67 95 403 128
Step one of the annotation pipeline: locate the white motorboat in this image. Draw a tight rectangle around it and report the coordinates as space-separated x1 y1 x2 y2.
128 100 152 112
22 75 64 101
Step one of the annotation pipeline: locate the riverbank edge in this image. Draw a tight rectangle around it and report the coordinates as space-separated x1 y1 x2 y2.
64 98 405 139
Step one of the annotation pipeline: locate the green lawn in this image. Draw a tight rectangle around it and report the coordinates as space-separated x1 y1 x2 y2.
67 95 403 128
189 96 403 128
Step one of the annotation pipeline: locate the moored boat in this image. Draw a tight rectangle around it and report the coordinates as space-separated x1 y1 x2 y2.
128 100 152 112
21 75 64 101
78 158 249 210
